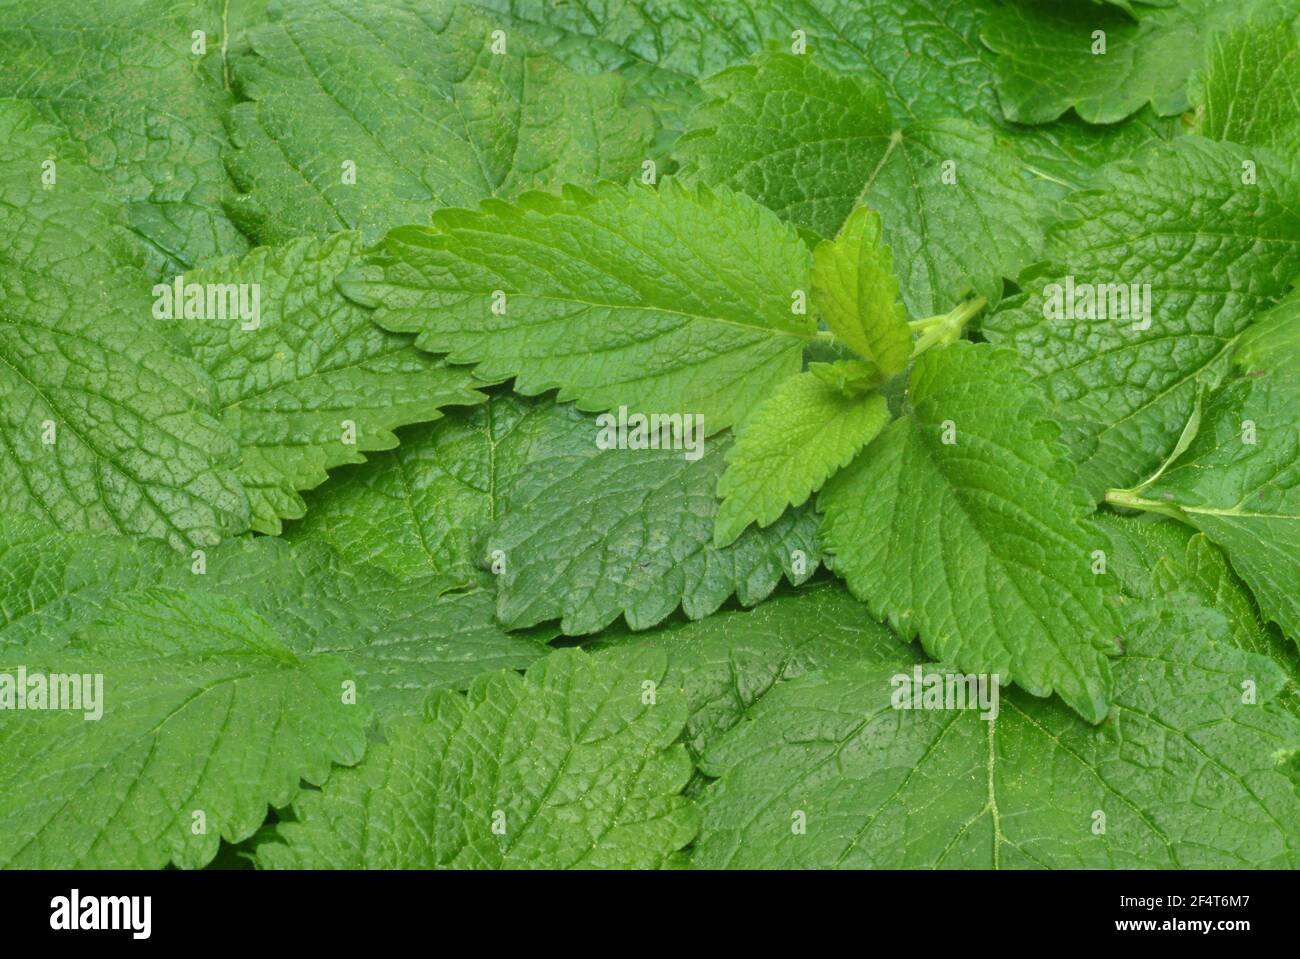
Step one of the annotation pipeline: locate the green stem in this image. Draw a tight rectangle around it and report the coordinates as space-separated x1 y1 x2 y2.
1102 487 1185 520
910 295 987 358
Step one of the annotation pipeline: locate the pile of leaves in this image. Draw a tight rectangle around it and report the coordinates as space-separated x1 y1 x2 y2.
2 0 1299 870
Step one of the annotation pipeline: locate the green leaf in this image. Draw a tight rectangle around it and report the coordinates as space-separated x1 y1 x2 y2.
819 342 1120 722
226 0 653 244
983 137 1300 495
1109 295 1300 641
470 0 1006 122
588 580 919 759
490 0 1172 185
676 53 1043 315
286 394 599 582
486 435 821 634
257 648 698 869
0 514 175 652
343 180 815 433
0 514 548 724
186 537 551 720
0 588 370 869
1190 0 1300 153
178 233 487 534
981 0 1210 124
0 0 249 274
715 370 890 547
0 102 249 551
1098 513 1300 719
811 207 912 373
693 601 1300 868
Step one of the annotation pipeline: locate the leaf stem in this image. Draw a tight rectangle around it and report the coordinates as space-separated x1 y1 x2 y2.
910 295 987 358
1102 487 1185 520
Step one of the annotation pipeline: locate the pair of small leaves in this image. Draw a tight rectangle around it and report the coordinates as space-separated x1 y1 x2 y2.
714 207 907 547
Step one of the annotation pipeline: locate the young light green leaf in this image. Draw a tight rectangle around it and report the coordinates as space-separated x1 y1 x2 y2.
694 601 1300 868
983 137 1300 495
486 436 821 634
343 180 815 433
0 102 249 551
178 233 487 534
287 395 599 582
675 53 1042 315
0 589 370 869
226 0 653 244
257 648 697 869
812 207 912 373
819 342 1120 723
588 581 918 759
0 0 248 274
714 370 890 547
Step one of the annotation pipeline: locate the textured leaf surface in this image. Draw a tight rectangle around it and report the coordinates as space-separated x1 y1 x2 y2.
1118 297 1300 640
257 648 697 869
179 233 487 534
0 589 370 869
185 537 551 720
981 0 1208 124
0 103 249 551
811 208 912 373
344 181 814 432
694 602 1300 868
226 0 653 243
715 371 890 547
983 137 1300 495
1099 514 1300 718
0 0 248 273
589 581 918 759
1190 1 1300 152
676 53 1042 314
819 343 1120 722
487 436 821 634
0 515 546 725
470 0 1004 121
479 0 1172 189
287 395 598 582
